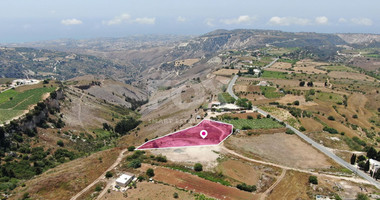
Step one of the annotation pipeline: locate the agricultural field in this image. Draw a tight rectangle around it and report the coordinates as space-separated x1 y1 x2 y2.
225 133 334 169
314 92 344 103
261 70 288 79
260 86 285 99
221 118 284 130
320 65 357 72
218 92 235 103
0 85 56 124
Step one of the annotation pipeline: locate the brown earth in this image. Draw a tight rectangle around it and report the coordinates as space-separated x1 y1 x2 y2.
213 69 247 76
267 171 310 200
102 181 195 200
11 148 121 200
153 167 257 200
225 133 333 169
328 71 376 81
299 118 324 133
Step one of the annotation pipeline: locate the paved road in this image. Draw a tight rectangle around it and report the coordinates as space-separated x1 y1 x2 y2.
226 73 380 189
227 75 239 100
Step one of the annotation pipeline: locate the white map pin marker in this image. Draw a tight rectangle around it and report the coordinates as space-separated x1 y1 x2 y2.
200 130 208 139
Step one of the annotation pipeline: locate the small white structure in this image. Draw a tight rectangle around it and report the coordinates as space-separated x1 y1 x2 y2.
10 79 40 87
211 101 221 107
115 173 135 187
253 69 261 74
369 159 380 175
257 81 269 86
218 104 243 111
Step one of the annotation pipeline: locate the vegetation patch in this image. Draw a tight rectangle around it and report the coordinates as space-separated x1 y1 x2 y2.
218 92 235 104
260 86 285 99
261 70 288 79
221 118 284 130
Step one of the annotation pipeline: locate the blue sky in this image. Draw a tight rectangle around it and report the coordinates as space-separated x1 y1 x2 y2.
0 0 379 43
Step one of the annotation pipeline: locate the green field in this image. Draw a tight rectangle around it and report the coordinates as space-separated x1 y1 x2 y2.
222 118 284 130
218 92 235 104
0 86 56 124
0 109 25 123
261 70 288 79
315 92 343 103
322 65 356 72
260 86 285 99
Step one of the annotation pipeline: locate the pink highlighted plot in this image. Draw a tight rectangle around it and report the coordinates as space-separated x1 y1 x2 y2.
137 120 233 149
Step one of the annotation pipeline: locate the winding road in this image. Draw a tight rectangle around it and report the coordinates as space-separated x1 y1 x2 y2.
226 68 380 189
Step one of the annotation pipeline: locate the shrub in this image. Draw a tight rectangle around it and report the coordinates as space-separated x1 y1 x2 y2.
308 176 318 184
146 168 155 177
173 192 179 198
285 128 295 135
353 114 358 119
236 183 257 192
247 115 253 119
57 140 64 147
327 116 335 121
127 146 136 151
241 125 251 130
194 163 203 172
128 159 141 168
299 126 306 131
293 100 300 106
95 185 102 192
323 126 338 134
155 155 167 162
356 193 369 200
105 171 113 178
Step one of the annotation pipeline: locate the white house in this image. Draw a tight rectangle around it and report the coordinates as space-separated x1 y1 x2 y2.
115 173 135 187
369 159 380 175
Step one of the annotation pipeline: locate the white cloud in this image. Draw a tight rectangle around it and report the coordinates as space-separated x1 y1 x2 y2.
338 18 347 23
205 18 215 27
135 17 155 25
268 16 310 26
61 18 82 25
221 15 256 25
315 16 328 25
103 13 131 25
177 16 186 22
350 17 373 26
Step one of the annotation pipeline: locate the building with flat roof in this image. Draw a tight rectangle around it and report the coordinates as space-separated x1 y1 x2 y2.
115 173 135 187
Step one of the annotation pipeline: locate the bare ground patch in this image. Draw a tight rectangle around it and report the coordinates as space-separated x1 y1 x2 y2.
225 133 333 169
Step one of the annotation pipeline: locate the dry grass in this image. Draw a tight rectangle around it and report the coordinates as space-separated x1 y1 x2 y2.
328 71 376 81
225 133 333 169
11 148 121 200
174 58 200 67
267 170 310 200
102 181 195 200
213 69 247 76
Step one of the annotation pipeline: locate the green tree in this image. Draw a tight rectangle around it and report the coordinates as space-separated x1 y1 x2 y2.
364 160 370 172
194 163 203 172
146 168 155 177
350 154 356 165
367 147 377 159
173 192 179 199
115 117 140 135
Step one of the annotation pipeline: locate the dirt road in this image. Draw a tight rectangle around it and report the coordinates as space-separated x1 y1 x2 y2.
260 169 287 200
70 149 128 200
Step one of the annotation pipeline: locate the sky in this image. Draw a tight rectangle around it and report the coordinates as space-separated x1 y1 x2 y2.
0 0 379 43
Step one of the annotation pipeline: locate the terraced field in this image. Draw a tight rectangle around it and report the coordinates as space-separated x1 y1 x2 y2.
221 118 284 130
0 86 56 123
